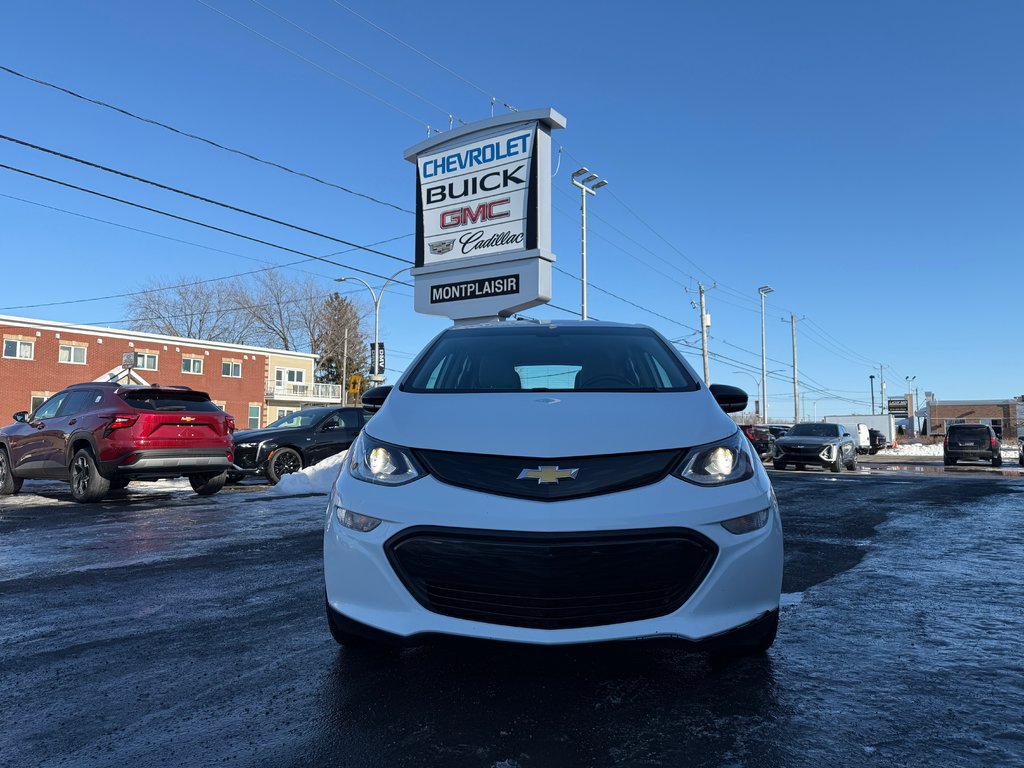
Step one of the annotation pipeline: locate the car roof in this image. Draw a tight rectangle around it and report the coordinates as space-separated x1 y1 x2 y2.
445 319 651 332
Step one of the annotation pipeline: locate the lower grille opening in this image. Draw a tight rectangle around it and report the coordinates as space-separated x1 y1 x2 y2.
386 527 717 630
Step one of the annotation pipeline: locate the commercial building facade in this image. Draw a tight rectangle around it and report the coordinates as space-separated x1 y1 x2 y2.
924 398 1022 439
0 315 342 429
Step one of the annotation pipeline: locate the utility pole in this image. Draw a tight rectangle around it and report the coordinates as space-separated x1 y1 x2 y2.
341 327 349 407
790 314 799 423
869 374 876 414
758 285 774 424
879 364 886 414
698 284 710 385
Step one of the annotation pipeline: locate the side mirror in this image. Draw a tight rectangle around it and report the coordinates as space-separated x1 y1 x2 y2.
13 411 27 423
842 432 850 438
709 384 747 414
361 385 392 412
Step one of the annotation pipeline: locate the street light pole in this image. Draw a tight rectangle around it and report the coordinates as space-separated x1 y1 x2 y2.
335 267 410 380
758 285 774 424
571 168 608 320
869 374 876 415
906 375 917 437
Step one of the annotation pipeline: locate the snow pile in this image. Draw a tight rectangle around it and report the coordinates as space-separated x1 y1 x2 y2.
877 443 1020 460
272 450 348 495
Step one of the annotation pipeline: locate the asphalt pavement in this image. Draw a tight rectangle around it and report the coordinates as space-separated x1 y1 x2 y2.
1 470 1022 768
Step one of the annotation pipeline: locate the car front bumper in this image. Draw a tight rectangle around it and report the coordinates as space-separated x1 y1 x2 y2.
323 467 782 646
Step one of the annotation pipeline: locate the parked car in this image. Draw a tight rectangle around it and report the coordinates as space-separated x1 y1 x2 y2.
772 422 858 472
230 406 372 484
325 320 782 658
766 425 790 440
1019 436 1024 468
0 383 234 503
867 428 887 455
943 423 1001 467
738 424 775 460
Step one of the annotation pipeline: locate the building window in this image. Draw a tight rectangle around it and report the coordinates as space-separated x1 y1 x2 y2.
3 339 34 360
135 353 158 370
182 357 204 375
248 405 261 429
222 361 242 378
30 395 46 413
213 401 227 411
275 367 306 385
276 408 297 420
58 344 87 365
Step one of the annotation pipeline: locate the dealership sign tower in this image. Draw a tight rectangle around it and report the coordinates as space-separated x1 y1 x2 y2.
405 108 566 322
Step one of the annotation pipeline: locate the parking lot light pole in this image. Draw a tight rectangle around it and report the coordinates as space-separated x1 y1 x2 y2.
906 375 917 436
869 374 876 414
758 286 774 423
571 168 608 320
335 267 410 379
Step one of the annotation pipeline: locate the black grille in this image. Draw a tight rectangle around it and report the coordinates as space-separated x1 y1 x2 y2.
413 448 682 501
386 527 717 630
232 444 260 469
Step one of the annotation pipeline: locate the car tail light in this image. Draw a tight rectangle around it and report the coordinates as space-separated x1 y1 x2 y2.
225 416 236 432
991 436 998 449
944 434 949 448
103 414 139 437
744 427 754 439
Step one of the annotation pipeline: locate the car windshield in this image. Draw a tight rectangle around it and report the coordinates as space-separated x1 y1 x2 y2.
787 423 841 438
403 325 700 393
265 409 332 429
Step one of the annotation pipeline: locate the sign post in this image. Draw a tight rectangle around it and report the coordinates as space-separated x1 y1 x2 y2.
405 108 566 323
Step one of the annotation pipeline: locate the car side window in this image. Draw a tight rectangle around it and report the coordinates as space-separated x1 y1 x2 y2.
33 393 69 420
323 412 358 431
57 390 97 417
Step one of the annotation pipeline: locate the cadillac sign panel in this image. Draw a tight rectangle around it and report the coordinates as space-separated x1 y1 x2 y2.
418 126 536 266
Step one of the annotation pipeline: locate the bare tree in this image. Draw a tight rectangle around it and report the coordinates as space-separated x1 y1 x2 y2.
127 276 254 343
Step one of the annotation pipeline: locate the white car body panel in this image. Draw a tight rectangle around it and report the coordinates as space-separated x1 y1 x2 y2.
323 320 783 646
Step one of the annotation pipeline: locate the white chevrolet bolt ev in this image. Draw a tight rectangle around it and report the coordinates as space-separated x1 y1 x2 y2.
324 320 783 656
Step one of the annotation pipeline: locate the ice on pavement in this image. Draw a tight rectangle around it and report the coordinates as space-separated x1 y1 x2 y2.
272 450 348 495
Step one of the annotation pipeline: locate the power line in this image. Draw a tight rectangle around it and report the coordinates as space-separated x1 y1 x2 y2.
247 0 454 120
193 0 430 127
0 63 413 214
0 162 415 287
0 133 412 264
0 191 412 297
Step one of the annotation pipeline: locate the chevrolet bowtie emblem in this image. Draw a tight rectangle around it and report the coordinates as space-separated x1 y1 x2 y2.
180 416 196 422
516 466 579 484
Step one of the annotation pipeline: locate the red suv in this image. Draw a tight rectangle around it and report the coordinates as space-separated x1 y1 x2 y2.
0 383 235 503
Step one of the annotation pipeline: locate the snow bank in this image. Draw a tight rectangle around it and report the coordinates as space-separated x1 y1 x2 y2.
272 450 348 495
877 443 1019 459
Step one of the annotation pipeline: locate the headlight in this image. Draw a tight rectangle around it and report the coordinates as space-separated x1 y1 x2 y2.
674 431 754 486
327 491 381 532
348 433 424 486
237 442 257 448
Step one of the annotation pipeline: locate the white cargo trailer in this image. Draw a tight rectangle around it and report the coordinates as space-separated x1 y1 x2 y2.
822 414 897 446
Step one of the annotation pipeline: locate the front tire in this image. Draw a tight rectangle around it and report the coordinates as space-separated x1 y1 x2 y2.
772 460 786 470
189 472 227 496
992 456 1002 468
0 448 23 495
70 449 110 503
830 451 843 473
264 447 302 485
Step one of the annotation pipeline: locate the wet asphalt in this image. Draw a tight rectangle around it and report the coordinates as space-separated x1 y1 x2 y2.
1 470 1023 768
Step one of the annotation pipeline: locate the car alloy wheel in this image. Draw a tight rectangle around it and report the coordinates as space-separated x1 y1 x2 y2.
72 455 91 497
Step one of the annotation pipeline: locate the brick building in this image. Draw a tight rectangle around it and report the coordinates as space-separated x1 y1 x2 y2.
924 398 1023 439
0 315 342 429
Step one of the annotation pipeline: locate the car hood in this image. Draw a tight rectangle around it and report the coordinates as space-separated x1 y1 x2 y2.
364 389 738 456
776 435 839 447
232 427 304 444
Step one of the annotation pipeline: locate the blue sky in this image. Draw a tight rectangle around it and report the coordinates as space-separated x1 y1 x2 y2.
2 0 1021 419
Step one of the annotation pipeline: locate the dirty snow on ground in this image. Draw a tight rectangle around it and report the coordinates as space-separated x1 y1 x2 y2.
877 443 1020 459
272 450 348 495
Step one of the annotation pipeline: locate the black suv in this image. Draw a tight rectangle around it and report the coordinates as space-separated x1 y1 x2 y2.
772 422 858 472
943 424 1001 467
230 406 371 484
